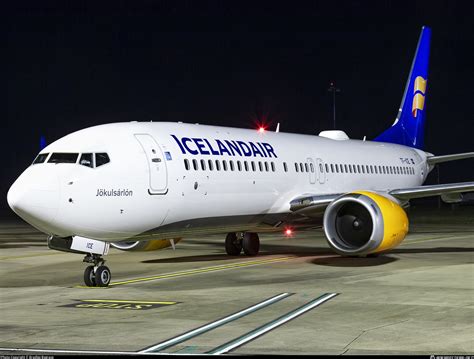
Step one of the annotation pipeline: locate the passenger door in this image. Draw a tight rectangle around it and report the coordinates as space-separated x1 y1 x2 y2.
135 134 168 194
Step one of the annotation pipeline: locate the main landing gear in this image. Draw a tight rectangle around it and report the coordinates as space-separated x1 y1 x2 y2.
225 232 260 256
83 253 111 287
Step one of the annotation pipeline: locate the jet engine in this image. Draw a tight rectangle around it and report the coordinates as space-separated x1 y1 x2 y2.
110 238 181 251
323 191 408 256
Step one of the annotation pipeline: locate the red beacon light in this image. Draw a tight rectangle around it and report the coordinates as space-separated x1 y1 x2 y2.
258 126 266 133
284 228 293 237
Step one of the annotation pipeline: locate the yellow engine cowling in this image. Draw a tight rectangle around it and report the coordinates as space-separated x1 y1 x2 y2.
323 191 408 255
110 238 182 251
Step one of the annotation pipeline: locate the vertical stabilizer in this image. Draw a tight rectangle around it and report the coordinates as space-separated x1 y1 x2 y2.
374 27 431 149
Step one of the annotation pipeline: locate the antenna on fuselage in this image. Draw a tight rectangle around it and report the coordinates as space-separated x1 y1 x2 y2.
276 123 280 133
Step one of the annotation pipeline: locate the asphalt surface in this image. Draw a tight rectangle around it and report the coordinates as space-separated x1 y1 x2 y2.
0 206 473 355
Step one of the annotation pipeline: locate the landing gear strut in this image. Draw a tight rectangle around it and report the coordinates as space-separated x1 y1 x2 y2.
225 232 260 256
83 253 111 287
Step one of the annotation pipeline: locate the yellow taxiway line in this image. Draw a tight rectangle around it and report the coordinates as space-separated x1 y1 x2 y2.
75 256 294 288
78 299 177 305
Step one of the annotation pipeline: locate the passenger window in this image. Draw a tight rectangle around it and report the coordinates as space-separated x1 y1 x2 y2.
264 162 269 171
310 163 314 172
258 162 263 171
344 164 348 173
330 164 334 173
319 163 323 173
335 164 339 173
237 161 242 171
295 163 299 172
230 160 235 171
305 163 309 172
33 153 49 164
251 161 256 171
244 161 249 171
79 153 93 168
208 159 214 171
200 159 206 171
223 160 228 171
271 162 275 172
283 162 288 172
325 163 329 173
95 153 110 167
300 163 304 172
192 159 198 170
184 159 190 170
215 160 221 171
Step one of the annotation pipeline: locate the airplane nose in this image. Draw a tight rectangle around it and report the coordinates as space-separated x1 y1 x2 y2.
7 169 60 232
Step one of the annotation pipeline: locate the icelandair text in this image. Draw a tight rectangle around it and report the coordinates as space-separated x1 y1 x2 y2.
171 135 277 158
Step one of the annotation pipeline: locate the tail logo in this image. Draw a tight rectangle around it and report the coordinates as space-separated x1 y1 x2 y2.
412 76 427 118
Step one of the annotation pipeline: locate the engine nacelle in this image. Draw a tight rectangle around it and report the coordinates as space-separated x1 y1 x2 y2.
110 238 181 251
323 191 408 256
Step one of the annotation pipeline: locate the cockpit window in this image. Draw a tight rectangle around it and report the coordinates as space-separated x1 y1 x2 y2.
48 153 79 164
95 153 110 167
33 153 49 164
79 153 93 168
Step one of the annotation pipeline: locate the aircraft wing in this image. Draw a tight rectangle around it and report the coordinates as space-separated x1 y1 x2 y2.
289 193 342 216
388 181 474 201
290 181 474 214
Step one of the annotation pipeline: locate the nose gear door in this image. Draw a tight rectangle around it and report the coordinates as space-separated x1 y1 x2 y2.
135 134 168 194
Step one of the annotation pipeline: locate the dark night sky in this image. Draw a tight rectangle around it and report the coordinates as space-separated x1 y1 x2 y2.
3 1 473 213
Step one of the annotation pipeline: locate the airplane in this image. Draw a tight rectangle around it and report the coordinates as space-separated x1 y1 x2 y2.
7 26 474 287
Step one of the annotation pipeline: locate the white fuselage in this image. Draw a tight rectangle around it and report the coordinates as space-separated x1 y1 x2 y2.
7 122 429 242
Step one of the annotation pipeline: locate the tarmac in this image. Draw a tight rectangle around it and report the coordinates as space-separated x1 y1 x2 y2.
0 206 473 355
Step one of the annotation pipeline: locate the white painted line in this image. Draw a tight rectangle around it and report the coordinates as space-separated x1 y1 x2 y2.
0 347 205 356
208 292 339 355
139 292 293 353
0 347 146 355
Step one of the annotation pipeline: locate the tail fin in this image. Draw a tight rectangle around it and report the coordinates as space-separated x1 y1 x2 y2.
374 26 431 149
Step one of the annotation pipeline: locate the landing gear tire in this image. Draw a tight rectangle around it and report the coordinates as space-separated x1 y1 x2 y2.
95 266 111 287
82 254 111 287
84 265 96 287
225 232 242 256
242 232 260 256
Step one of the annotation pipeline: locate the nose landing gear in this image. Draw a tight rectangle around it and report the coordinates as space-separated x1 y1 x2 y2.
225 232 260 256
83 254 111 287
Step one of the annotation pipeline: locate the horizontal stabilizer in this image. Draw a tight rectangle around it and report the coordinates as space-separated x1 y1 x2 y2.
427 152 474 165
389 182 474 201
